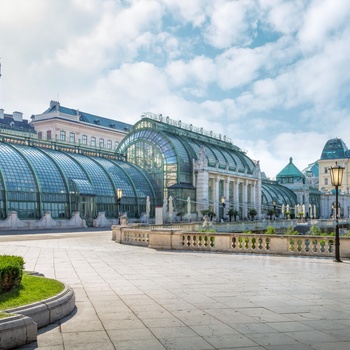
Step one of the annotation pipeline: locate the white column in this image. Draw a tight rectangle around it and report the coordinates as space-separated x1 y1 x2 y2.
214 177 220 217
224 178 230 217
250 182 256 208
234 179 239 212
196 169 209 217
242 180 248 219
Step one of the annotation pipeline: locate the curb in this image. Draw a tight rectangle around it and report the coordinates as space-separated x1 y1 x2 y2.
1 283 75 349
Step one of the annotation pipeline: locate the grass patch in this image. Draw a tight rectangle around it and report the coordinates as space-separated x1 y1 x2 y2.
0 312 15 318
0 273 64 310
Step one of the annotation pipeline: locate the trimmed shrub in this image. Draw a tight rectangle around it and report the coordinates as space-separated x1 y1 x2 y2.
285 226 299 235
309 225 323 236
0 255 25 294
265 226 276 235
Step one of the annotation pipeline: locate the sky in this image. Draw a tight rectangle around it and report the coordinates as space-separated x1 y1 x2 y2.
1 0 350 179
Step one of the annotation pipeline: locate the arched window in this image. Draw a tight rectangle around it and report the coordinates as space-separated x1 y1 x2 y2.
70 132 75 143
107 140 112 149
99 138 104 148
91 137 96 147
82 135 87 145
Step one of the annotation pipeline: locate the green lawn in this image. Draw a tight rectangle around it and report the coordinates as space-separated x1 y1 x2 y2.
0 273 64 310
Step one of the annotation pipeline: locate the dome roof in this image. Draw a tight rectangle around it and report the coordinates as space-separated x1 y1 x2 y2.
320 138 350 160
276 157 305 180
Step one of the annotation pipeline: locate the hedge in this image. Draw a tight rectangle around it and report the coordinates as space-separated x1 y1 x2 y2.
0 255 25 294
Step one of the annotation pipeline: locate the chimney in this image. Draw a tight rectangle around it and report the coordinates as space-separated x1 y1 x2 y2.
12 111 23 122
50 100 60 110
0 109 4 119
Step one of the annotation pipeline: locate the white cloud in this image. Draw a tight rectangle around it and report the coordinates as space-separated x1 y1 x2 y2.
165 56 216 89
205 0 256 48
51 1 164 72
298 0 350 52
1 0 350 180
259 0 305 35
160 0 210 26
216 47 260 89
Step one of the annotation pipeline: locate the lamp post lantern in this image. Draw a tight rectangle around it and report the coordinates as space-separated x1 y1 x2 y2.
116 188 123 224
221 196 226 221
273 200 276 219
329 162 345 262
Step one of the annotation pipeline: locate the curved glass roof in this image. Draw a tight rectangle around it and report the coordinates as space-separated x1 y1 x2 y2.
261 180 297 209
93 158 136 197
0 144 38 196
69 154 114 197
116 161 155 198
320 138 350 160
41 149 89 192
0 140 159 219
117 117 257 195
11 145 67 195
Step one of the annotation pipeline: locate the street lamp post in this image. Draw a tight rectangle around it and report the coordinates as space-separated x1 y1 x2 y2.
116 188 123 224
273 200 276 219
329 162 345 262
221 196 226 222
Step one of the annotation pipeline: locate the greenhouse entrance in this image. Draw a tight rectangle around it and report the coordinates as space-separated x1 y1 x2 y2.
69 179 97 227
79 195 97 227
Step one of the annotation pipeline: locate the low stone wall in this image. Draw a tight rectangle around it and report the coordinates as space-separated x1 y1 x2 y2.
111 225 350 258
0 211 87 231
0 282 75 349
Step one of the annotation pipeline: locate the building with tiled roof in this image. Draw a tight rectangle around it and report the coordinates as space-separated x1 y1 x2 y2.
0 108 35 136
276 157 320 218
318 138 350 194
31 101 132 151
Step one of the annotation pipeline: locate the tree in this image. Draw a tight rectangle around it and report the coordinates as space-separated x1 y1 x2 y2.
201 209 216 221
248 209 257 221
228 209 239 222
267 209 274 220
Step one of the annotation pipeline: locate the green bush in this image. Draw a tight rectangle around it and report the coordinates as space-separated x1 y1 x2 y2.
309 225 323 236
265 226 276 235
0 255 25 294
285 226 299 235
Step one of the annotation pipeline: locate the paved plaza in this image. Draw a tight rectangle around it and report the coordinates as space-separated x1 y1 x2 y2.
1 229 350 350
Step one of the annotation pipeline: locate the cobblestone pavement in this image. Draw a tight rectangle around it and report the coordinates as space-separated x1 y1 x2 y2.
1 229 350 350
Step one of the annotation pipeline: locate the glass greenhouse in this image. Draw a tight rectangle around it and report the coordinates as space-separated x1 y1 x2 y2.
0 139 157 225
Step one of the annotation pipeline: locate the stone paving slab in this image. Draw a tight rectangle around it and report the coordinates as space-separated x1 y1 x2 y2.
0 229 349 350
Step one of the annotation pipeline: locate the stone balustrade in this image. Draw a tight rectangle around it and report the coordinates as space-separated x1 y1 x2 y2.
112 225 350 258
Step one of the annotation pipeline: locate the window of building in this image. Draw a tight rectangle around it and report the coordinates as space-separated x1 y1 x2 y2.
107 140 112 149
99 138 104 148
91 137 96 146
38 132 43 140
115 141 119 149
60 130 66 141
324 167 328 174
82 135 87 145
70 132 75 143
47 130 51 140
325 178 328 185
